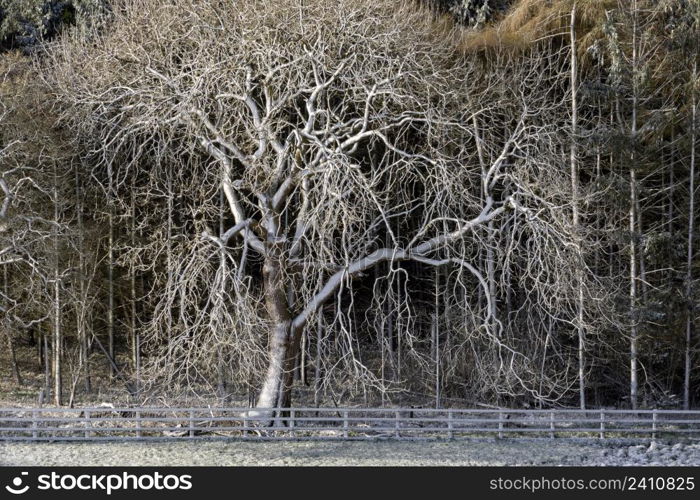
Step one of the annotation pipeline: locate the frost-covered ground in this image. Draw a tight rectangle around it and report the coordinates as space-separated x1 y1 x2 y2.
1 440 699 466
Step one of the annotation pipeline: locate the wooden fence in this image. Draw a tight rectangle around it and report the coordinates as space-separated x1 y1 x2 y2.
1 407 699 441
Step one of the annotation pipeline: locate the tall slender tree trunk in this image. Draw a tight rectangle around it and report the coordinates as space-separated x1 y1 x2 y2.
630 169 639 410
684 61 697 410
53 166 62 406
667 128 675 235
75 167 91 393
3 267 22 385
314 311 323 407
165 173 174 336
299 331 307 386
6 332 22 386
43 331 50 398
629 0 640 410
216 190 227 398
386 274 396 381
571 4 586 409
107 168 115 378
432 267 440 408
130 178 140 396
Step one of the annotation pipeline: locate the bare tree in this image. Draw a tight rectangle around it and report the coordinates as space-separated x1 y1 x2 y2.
44 0 584 412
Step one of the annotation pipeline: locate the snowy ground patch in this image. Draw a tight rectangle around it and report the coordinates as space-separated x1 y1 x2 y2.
1 439 698 466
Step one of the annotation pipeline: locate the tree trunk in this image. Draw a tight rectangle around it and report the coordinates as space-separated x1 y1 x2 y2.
629 1 640 410
571 3 586 409
432 266 440 408
53 166 62 407
299 331 307 386
75 167 91 394
43 331 50 398
684 61 697 410
629 143 640 410
216 190 226 398
2 267 22 386
107 169 115 378
314 311 323 408
254 247 298 415
6 331 22 386
53 252 62 406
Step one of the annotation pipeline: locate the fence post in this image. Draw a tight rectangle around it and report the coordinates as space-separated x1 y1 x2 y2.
549 411 555 439
135 410 141 439
652 409 658 440
498 411 504 439
32 409 38 440
599 409 605 439
84 410 90 439
343 411 349 438
290 409 295 438
394 411 400 438
189 410 195 438
447 411 454 439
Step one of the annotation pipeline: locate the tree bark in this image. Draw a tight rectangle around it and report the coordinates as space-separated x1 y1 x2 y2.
3 267 22 386
571 3 586 409
433 266 441 408
43 331 50 398
53 166 62 407
684 60 697 410
255 240 297 414
629 0 640 410
107 168 115 378
130 178 139 396
6 331 22 386
75 166 91 394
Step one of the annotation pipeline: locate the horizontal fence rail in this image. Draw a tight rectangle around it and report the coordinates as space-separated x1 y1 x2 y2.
0 407 699 441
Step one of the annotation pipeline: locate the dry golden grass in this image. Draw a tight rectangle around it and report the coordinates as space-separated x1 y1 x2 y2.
457 0 617 55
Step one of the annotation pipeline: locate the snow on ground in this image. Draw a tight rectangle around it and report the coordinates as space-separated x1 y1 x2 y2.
1 440 699 466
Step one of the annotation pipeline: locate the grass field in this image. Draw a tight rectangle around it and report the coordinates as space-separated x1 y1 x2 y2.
1 439 699 466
